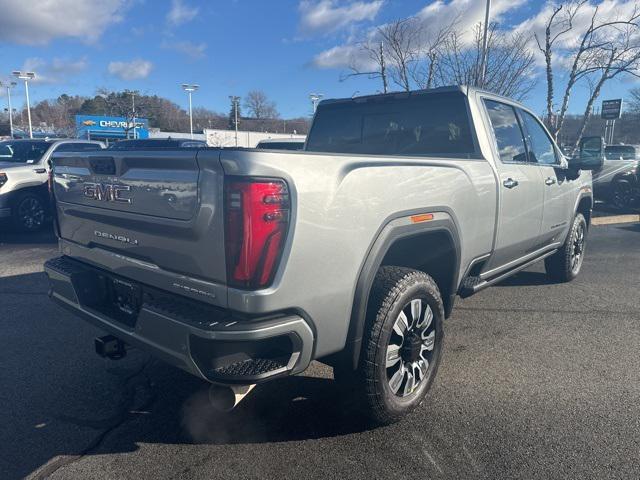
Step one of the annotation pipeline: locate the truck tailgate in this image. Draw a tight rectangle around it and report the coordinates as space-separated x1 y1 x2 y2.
51 149 227 297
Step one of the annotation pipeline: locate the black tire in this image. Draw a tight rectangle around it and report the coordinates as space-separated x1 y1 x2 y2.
610 180 634 210
12 192 47 232
545 212 587 283
337 266 444 425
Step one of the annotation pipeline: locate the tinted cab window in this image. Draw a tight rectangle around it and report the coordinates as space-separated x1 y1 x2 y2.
306 92 476 157
0 141 51 163
484 100 528 163
605 146 637 160
519 110 558 165
54 143 103 152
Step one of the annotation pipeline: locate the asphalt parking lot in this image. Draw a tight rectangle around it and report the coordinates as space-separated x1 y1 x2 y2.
1 222 639 480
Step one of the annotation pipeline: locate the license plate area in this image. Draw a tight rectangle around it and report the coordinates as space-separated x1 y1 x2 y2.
73 270 143 328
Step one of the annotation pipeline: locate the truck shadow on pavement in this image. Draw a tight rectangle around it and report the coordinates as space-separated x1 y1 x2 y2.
0 226 57 245
1 271 375 479
150 366 372 446
495 271 550 287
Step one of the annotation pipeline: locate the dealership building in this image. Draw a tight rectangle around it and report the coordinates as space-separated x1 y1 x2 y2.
75 115 149 142
74 114 305 147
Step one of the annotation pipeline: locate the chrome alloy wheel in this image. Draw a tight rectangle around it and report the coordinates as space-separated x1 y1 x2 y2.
18 197 45 230
571 221 585 274
386 298 435 397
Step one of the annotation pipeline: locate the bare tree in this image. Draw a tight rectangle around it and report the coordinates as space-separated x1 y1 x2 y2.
244 90 279 119
437 23 536 100
537 2 640 143
379 17 421 91
342 39 389 93
410 16 458 89
572 24 640 150
343 16 456 93
628 86 640 111
535 1 585 137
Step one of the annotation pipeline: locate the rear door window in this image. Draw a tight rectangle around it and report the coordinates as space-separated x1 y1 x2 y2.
484 100 528 164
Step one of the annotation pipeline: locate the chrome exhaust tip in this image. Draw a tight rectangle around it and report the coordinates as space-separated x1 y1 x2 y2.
208 384 256 412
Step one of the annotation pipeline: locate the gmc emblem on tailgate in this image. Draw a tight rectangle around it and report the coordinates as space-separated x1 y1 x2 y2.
83 183 132 204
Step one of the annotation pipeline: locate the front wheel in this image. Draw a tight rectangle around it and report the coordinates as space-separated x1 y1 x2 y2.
12 193 47 232
545 212 587 283
341 266 444 425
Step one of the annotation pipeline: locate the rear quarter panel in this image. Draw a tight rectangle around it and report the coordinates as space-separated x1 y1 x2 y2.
220 149 497 357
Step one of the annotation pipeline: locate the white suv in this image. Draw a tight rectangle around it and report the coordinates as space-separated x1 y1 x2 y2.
0 139 104 231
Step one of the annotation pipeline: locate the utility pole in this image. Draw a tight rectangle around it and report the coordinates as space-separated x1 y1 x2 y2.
182 84 199 139
1 81 17 138
124 89 139 139
12 71 36 138
479 0 491 88
229 96 240 146
309 93 323 114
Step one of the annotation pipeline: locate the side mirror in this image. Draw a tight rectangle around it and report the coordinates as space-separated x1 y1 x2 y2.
571 136 605 171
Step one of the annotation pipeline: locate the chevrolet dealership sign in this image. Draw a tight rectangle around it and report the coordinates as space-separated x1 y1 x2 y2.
76 115 149 139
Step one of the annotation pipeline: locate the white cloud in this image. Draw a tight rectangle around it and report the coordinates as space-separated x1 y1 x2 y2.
313 0 525 68
513 0 640 67
0 0 126 45
161 40 207 59
299 0 384 35
17 57 88 84
166 0 199 26
108 59 153 80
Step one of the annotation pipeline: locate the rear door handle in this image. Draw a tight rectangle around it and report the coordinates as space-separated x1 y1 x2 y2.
545 177 556 186
34 168 47 174
503 178 519 189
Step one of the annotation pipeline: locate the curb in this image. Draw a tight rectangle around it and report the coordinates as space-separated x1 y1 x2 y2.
592 214 640 226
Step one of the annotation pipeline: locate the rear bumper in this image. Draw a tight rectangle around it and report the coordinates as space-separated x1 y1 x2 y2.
45 256 314 385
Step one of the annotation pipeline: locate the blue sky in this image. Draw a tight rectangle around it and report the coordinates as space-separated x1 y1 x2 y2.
0 0 638 118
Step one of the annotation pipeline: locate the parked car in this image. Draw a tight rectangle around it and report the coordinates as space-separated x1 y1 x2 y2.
45 86 600 424
255 138 305 150
0 139 104 231
592 144 639 209
107 138 207 150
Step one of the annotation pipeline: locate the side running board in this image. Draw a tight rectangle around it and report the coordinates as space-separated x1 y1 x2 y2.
458 250 557 298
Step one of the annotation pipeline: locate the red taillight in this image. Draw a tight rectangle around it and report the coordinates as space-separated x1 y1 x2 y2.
224 178 290 289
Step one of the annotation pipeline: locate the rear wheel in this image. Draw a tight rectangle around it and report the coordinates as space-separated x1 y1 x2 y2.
545 212 587 283
337 266 444 425
611 180 634 210
12 193 47 232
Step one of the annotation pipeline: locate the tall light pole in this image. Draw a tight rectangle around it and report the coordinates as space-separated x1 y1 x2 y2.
124 89 138 139
1 80 17 138
229 95 240 147
309 93 323 114
12 71 35 138
181 84 199 139
479 0 491 88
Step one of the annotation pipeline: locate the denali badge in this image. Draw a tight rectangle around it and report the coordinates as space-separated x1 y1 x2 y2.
95 230 139 245
83 183 132 204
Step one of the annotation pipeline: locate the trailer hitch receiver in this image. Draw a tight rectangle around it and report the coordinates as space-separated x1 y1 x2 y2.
95 335 127 360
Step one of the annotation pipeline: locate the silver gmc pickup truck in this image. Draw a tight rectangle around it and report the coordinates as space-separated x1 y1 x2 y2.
45 86 603 424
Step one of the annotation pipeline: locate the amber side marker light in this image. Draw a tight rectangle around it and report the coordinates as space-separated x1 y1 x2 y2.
410 213 434 223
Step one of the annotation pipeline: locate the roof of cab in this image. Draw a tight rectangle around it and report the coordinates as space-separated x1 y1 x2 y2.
317 85 515 108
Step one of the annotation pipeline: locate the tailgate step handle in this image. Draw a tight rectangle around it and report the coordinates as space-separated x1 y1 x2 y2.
95 335 127 360
214 358 287 378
